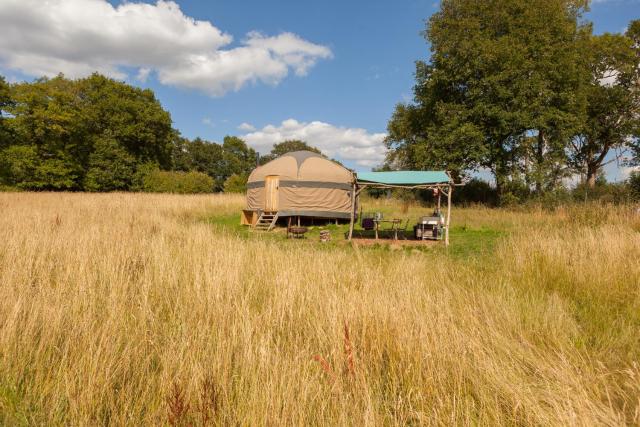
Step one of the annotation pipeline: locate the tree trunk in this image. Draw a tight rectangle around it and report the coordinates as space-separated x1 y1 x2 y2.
535 130 546 193
494 168 508 200
586 163 598 188
585 143 611 189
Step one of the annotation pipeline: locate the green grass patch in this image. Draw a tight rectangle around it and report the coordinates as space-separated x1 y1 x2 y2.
444 226 506 259
204 212 507 261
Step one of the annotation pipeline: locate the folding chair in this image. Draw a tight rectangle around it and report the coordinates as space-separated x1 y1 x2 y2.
396 219 410 240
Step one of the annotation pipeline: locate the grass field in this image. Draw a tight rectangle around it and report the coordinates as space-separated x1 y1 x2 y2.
0 192 639 425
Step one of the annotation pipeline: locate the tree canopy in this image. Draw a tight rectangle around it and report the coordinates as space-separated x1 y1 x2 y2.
569 28 640 186
0 73 261 192
386 0 639 198
0 76 12 148
258 140 322 165
1 73 173 190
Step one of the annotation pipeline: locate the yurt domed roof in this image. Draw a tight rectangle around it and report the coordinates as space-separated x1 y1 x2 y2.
248 151 353 183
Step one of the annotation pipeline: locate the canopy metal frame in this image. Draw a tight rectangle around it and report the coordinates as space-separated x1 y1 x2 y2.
347 174 456 246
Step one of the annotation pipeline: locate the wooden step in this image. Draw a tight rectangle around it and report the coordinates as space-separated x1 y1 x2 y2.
253 212 279 231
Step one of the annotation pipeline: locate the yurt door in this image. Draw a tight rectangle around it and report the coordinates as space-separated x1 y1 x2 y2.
264 175 279 211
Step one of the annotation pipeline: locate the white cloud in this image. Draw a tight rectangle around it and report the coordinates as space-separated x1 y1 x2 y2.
202 117 214 127
241 119 388 168
238 122 256 132
136 68 151 82
0 0 332 96
621 166 639 179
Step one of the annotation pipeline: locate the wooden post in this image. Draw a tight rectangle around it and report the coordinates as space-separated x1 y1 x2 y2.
445 184 453 246
347 181 356 240
437 187 441 213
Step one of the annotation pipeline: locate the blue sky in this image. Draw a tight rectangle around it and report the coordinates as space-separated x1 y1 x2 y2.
0 0 638 175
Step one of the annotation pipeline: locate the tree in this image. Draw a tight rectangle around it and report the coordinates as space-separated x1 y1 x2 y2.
84 134 136 191
0 143 81 191
0 145 39 188
3 73 175 190
258 140 322 165
7 75 84 189
169 135 259 191
31 156 80 190
569 26 640 187
386 0 588 196
171 134 194 172
76 73 174 170
624 21 640 166
222 136 257 178
386 101 486 180
0 76 12 148
186 138 225 188
223 173 249 193
629 170 640 200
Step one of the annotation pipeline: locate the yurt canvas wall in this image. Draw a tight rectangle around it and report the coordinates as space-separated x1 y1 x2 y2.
246 151 354 218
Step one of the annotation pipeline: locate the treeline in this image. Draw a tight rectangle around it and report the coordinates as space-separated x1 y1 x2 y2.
386 0 640 204
0 73 321 193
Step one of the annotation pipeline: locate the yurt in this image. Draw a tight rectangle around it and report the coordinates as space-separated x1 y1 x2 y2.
243 151 354 226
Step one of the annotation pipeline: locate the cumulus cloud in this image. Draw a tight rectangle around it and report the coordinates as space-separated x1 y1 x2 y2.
0 0 332 96
242 119 387 168
238 122 256 132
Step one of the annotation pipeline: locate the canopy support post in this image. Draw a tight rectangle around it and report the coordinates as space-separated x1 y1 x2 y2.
348 181 356 241
445 184 452 246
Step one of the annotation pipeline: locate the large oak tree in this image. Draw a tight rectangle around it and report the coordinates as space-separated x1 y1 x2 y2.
386 0 589 195
568 22 640 187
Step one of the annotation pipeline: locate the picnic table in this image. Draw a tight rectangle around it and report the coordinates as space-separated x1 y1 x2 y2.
373 218 402 240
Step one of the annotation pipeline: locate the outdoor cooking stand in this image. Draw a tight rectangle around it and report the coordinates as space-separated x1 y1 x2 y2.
414 215 444 240
348 170 461 246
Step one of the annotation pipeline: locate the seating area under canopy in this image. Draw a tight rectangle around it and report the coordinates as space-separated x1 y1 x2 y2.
347 171 455 245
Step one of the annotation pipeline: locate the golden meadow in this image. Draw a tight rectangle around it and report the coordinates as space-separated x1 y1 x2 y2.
0 192 639 425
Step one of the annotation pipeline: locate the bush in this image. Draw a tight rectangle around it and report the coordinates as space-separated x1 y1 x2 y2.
524 187 573 210
131 163 158 192
499 180 531 207
453 178 498 206
629 171 640 201
140 169 214 194
0 184 20 192
572 180 630 204
223 173 248 193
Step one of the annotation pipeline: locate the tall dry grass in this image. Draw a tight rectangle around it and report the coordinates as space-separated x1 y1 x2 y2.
0 192 638 425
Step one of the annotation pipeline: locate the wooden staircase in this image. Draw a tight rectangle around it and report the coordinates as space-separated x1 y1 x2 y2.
254 212 279 231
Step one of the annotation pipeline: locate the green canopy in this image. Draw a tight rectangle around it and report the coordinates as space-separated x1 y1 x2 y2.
356 171 450 186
